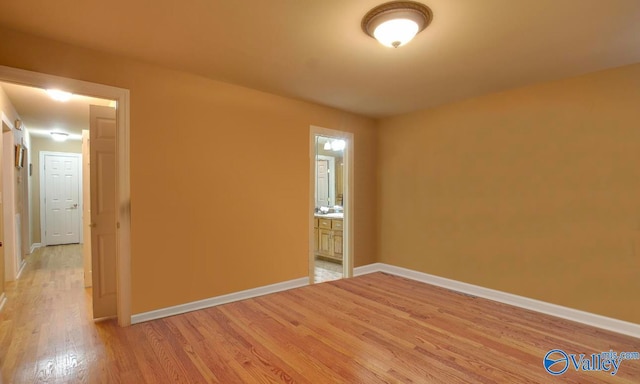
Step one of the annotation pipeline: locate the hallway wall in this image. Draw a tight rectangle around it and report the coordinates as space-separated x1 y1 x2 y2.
28 137 82 244
0 84 27 285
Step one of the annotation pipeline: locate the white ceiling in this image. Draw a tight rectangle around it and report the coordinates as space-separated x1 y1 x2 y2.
0 82 112 140
0 0 639 117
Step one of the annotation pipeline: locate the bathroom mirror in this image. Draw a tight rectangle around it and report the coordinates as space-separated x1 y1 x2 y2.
315 135 344 208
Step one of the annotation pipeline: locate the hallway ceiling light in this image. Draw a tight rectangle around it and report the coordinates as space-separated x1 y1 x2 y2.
50 131 69 142
362 1 433 48
46 89 73 102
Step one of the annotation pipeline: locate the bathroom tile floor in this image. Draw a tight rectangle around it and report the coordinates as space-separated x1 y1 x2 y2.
314 258 343 283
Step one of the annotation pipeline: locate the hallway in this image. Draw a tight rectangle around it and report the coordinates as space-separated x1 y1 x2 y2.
0 245 112 382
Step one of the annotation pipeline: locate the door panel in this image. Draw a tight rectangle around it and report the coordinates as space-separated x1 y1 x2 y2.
316 160 329 207
90 105 117 319
44 154 81 245
97 234 117 294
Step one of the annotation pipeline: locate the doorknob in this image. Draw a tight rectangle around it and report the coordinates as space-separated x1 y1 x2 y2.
89 223 96 228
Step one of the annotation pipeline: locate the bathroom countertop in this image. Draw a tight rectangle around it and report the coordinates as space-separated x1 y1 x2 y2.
314 212 344 219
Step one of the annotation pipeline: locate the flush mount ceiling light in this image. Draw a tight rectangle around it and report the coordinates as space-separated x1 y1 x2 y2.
46 89 73 102
50 131 69 142
362 1 433 48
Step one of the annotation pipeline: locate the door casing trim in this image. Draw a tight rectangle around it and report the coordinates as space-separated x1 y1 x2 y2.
0 65 132 326
309 126 354 283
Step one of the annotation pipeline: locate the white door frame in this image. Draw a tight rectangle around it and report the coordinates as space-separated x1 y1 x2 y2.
0 65 132 326
39 151 83 247
309 126 354 282
1 114 21 282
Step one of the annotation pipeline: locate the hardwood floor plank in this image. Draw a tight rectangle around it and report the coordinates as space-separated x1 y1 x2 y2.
210 306 311 384
1 245 639 383
255 290 435 381
173 315 244 383
280 286 490 383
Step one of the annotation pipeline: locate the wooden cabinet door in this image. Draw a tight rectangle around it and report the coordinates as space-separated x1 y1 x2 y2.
314 218 344 261
318 229 333 257
333 232 343 260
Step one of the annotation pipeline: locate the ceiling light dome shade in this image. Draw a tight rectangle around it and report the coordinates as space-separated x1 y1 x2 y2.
362 1 433 48
47 89 73 102
50 131 69 142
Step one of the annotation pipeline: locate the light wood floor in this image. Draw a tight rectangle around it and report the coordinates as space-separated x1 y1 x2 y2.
1 245 639 383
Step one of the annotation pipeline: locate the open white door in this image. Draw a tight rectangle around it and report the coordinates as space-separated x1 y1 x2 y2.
90 105 117 319
0 128 4 291
82 130 92 288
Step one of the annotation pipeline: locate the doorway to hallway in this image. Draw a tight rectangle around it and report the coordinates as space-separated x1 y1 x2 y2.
0 64 131 325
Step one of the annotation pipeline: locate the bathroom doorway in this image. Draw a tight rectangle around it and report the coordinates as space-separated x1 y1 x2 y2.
309 126 353 283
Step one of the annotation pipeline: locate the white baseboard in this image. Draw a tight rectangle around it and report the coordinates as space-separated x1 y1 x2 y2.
131 276 309 324
353 263 640 339
30 243 42 254
15 260 27 280
130 263 640 338
0 293 6 313
353 263 384 276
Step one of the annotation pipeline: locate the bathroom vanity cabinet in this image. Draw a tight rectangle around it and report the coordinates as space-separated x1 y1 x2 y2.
314 216 343 261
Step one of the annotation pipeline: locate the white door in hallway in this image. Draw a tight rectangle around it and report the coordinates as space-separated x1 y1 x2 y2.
44 153 81 245
90 105 117 319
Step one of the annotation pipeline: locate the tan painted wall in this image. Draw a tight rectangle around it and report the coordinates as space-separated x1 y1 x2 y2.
0 27 377 314
378 63 640 323
29 136 82 243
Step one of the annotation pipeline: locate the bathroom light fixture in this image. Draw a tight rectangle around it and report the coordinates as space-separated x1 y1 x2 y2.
362 1 432 48
50 131 69 142
47 89 73 102
322 139 346 151
331 140 346 151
